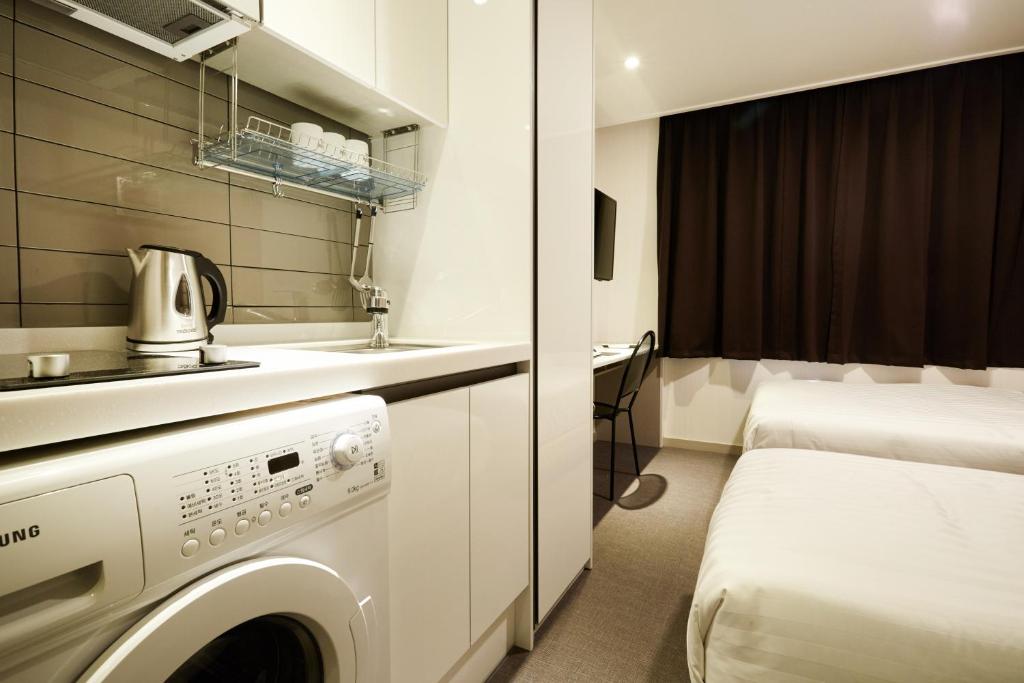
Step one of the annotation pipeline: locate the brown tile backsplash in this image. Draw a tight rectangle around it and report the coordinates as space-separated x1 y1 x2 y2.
17 194 231 263
16 80 226 181
2 8 372 327
0 17 11 75
233 306 355 325
230 185 354 243
16 137 230 222
21 303 128 327
231 226 355 276
14 24 228 137
0 245 17 301
0 303 17 326
0 74 11 131
232 267 354 308
20 249 131 304
0 132 12 189
0 189 14 245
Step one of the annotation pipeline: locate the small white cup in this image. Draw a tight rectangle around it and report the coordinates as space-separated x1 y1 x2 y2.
321 132 347 159
343 139 370 167
290 122 324 151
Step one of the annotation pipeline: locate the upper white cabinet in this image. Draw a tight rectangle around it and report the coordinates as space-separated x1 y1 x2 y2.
375 0 448 126
245 0 447 131
262 0 376 85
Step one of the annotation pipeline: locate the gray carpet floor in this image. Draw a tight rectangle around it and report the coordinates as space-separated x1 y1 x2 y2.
488 443 737 683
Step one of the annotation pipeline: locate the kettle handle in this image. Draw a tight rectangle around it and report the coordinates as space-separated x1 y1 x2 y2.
194 256 227 335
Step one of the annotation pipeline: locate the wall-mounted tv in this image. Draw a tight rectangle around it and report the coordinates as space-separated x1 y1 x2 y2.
594 189 616 281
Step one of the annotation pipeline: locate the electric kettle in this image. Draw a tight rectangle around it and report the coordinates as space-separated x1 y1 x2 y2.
125 245 227 352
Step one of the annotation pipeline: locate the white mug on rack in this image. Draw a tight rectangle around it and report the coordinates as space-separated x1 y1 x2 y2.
343 139 370 167
290 122 324 151
321 132 347 159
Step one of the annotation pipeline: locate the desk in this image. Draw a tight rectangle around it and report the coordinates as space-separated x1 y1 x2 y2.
593 346 635 375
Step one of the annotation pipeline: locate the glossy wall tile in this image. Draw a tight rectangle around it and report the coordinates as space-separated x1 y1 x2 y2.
2 0 370 326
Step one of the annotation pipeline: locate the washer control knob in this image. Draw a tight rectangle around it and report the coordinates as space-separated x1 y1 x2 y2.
331 432 364 469
181 538 200 558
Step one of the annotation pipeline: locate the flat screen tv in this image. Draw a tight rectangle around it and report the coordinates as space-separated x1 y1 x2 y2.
594 189 616 281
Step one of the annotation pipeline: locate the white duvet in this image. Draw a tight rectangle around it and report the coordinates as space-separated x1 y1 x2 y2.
743 381 1024 474
687 449 1024 683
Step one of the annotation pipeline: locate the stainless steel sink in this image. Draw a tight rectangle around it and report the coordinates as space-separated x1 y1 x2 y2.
333 344 440 354
269 341 454 354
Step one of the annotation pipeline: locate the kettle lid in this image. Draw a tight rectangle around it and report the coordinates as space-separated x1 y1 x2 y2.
140 244 204 259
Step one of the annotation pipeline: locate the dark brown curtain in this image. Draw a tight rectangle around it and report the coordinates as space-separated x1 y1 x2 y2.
657 53 1024 370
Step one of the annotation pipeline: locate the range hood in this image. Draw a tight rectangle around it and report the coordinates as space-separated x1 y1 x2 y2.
31 0 259 61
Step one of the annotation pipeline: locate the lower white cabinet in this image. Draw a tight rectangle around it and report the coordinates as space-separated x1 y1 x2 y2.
469 374 530 642
388 373 529 683
388 387 471 683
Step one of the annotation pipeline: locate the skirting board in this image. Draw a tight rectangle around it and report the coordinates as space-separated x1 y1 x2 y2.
663 437 742 456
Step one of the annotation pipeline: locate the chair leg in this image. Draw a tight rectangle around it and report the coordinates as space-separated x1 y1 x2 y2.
628 409 641 477
609 418 616 501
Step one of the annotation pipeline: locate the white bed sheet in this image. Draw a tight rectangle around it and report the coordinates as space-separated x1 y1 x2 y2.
743 381 1024 474
688 449 1024 683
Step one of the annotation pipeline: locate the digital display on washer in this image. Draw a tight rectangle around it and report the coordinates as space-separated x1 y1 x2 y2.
268 451 300 474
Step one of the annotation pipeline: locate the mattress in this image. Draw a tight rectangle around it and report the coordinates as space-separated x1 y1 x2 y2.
687 449 1024 683
743 381 1024 474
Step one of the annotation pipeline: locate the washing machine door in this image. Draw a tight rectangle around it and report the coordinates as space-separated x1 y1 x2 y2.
80 557 375 683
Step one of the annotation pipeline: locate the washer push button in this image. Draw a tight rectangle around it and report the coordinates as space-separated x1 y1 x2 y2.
209 527 227 546
257 509 272 526
234 518 251 536
181 538 200 558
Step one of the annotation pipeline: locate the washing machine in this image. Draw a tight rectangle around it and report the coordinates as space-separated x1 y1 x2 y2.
0 394 391 682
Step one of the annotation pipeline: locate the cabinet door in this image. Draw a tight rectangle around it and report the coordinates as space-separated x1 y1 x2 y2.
262 0 376 85
469 373 530 642
387 388 469 683
375 0 448 125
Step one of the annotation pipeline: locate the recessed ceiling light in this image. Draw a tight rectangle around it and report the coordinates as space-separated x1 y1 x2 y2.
624 55 640 71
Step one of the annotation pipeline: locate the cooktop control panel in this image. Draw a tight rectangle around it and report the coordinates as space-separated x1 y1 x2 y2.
135 395 390 584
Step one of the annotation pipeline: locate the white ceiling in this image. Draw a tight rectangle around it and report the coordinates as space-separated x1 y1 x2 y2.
595 0 1024 128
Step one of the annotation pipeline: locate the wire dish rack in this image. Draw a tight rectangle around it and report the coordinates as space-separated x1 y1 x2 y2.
197 116 426 204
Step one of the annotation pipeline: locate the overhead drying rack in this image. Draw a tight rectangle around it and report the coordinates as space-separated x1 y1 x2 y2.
193 42 426 207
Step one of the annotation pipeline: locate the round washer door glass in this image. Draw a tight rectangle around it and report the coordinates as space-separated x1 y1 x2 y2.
167 615 323 683
81 558 371 683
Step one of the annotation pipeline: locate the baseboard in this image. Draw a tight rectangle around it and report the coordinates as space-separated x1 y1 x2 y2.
662 437 742 456
440 603 516 682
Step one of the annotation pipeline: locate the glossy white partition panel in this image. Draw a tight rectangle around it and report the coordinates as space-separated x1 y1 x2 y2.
536 0 595 622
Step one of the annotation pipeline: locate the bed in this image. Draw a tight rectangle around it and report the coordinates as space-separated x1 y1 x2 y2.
687 448 1024 683
743 380 1024 474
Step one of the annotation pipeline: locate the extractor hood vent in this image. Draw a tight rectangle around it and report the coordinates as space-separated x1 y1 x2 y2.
31 0 257 61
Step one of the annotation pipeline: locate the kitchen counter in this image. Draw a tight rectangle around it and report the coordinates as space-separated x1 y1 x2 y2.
0 340 530 454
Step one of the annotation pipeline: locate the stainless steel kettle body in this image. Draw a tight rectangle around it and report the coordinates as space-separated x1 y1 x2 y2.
125 245 227 352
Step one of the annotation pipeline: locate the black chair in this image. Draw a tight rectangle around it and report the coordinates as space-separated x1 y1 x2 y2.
594 330 656 500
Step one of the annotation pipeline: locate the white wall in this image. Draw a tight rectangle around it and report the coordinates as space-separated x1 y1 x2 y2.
592 119 659 344
375 0 533 343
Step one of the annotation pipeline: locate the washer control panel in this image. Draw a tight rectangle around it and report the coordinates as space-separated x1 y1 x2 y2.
134 395 389 584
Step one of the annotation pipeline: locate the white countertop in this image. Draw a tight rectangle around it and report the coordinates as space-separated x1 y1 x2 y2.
0 339 530 454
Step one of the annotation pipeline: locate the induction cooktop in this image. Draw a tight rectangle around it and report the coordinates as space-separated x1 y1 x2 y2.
0 351 260 391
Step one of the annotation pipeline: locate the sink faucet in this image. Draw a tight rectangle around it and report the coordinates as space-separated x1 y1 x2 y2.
366 286 390 349
348 207 391 349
